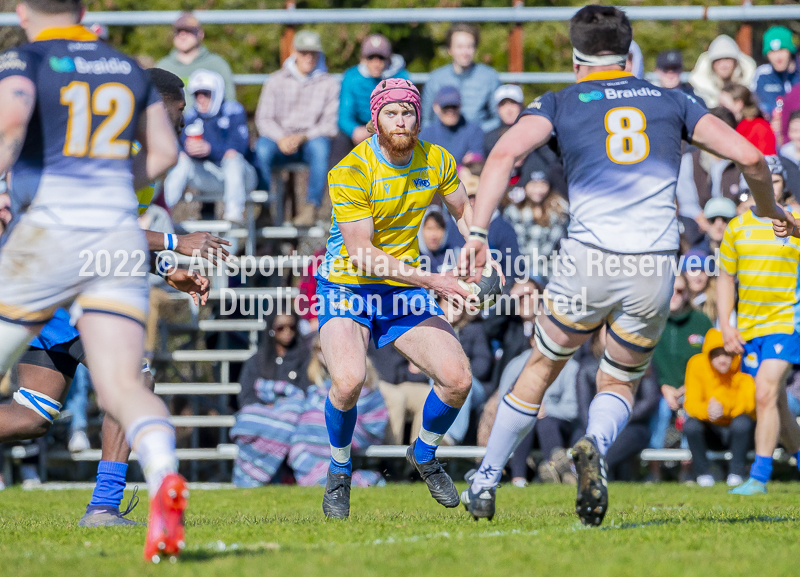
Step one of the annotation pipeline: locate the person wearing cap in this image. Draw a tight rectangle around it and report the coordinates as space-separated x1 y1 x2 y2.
254 30 340 226
332 34 410 164
483 84 524 156
752 26 799 118
691 197 737 255
653 50 704 105
156 12 236 105
422 23 500 133
419 85 484 165
162 69 256 224
689 34 757 108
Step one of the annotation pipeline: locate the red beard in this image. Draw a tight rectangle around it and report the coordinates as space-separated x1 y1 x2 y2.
378 126 419 157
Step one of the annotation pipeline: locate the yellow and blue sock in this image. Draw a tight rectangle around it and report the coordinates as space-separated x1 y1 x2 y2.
325 397 357 476
750 454 773 484
89 461 128 508
413 390 461 463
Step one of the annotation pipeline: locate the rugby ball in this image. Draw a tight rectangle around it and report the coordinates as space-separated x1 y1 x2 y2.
458 263 504 310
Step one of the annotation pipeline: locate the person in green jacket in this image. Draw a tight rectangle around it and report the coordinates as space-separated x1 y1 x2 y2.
649 273 713 479
156 12 236 106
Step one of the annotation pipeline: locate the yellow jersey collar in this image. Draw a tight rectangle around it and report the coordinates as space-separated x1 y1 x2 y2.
34 25 98 43
577 70 633 83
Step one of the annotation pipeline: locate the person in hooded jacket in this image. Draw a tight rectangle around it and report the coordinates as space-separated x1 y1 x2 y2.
683 328 756 487
162 68 257 224
689 34 757 108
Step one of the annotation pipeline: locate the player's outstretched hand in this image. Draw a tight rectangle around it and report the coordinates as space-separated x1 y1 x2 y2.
166 269 210 305
426 270 471 304
773 209 798 239
459 239 489 284
720 324 746 355
178 232 232 264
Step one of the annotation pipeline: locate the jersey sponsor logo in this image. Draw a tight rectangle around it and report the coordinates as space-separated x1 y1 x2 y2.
763 83 782 93
604 87 662 100
49 56 132 75
578 90 603 103
0 51 27 72
67 42 98 52
413 171 431 188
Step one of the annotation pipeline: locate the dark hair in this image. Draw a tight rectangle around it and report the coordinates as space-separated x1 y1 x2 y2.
446 23 480 48
790 109 800 124
147 68 185 103
423 211 446 230
709 106 737 130
569 5 632 57
255 312 300 380
24 0 82 15
720 83 762 120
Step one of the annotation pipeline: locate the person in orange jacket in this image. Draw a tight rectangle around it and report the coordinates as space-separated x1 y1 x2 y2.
683 328 756 487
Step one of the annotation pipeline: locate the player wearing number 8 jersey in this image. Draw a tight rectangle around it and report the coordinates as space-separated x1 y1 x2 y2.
459 5 791 526
0 1 187 562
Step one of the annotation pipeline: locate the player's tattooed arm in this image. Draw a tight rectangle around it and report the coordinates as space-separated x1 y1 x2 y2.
0 76 35 175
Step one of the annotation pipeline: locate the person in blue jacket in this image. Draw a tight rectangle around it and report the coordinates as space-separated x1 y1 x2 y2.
163 68 257 224
752 26 800 117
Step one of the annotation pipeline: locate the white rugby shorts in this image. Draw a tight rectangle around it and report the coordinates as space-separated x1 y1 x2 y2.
0 218 150 326
544 238 676 352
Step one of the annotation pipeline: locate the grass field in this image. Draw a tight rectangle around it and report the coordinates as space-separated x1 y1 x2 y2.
1 482 799 577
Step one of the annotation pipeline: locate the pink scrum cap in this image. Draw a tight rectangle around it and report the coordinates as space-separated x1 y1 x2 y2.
369 78 421 135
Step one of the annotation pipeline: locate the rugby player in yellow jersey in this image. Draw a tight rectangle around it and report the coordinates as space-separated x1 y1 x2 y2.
722 155 800 494
316 79 484 518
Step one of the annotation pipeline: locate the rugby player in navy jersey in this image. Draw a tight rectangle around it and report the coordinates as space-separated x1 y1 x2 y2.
0 1 192 562
459 5 789 525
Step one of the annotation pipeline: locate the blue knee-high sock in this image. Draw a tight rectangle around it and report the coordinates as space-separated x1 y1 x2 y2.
413 389 461 463
325 397 357 475
795 451 800 473
750 454 773 484
89 461 128 508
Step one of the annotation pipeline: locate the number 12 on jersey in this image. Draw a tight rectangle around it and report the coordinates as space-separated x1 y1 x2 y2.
60 81 135 159
604 107 649 165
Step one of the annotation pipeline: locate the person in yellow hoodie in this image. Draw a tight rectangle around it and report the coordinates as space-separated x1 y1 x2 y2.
683 329 756 487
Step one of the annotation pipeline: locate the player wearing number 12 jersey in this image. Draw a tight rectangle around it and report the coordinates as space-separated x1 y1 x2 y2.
0 0 186 562
460 5 789 526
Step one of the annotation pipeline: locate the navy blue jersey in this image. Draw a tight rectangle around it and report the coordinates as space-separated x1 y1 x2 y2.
0 25 160 229
522 71 708 253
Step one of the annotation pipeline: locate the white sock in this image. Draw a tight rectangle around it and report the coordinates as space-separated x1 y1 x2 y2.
471 393 539 491
585 392 632 455
126 416 178 496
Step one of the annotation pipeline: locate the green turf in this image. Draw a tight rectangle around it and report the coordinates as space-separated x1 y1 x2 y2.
1 482 798 577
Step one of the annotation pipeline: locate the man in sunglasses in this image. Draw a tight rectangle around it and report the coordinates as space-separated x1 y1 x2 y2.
692 197 736 254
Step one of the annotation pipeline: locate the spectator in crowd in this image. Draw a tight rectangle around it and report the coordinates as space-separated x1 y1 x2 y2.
482 278 542 394
648 274 713 481
254 30 340 226
422 23 500 132
683 249 718 325
445 164 522 280
676 107 742 229
719 84 777 155
683 329 755 487
689 34 757 108
692 197 736 255
163 69 256 224
419 86 484 164
577 327 661 481
157 12 236 105
484 84 525 156
787 371 800 418
652 50 704 104
780 110 800 167
752 26 799 118
419 209 459 274
332 34 409 163
503 163 569 281
286 340 387 487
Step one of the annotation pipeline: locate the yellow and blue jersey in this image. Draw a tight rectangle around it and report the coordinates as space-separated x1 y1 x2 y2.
719 210 800 341
317 135 460 286
131 140 155 215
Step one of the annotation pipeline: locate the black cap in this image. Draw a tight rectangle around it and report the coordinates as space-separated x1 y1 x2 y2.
656 50 683 70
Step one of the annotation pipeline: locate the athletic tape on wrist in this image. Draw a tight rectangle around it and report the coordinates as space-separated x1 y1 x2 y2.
163 233 178 251
14 388 62 423
156 256 173 278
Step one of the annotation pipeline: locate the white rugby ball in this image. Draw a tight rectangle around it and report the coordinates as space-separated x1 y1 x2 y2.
458 263 504 310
